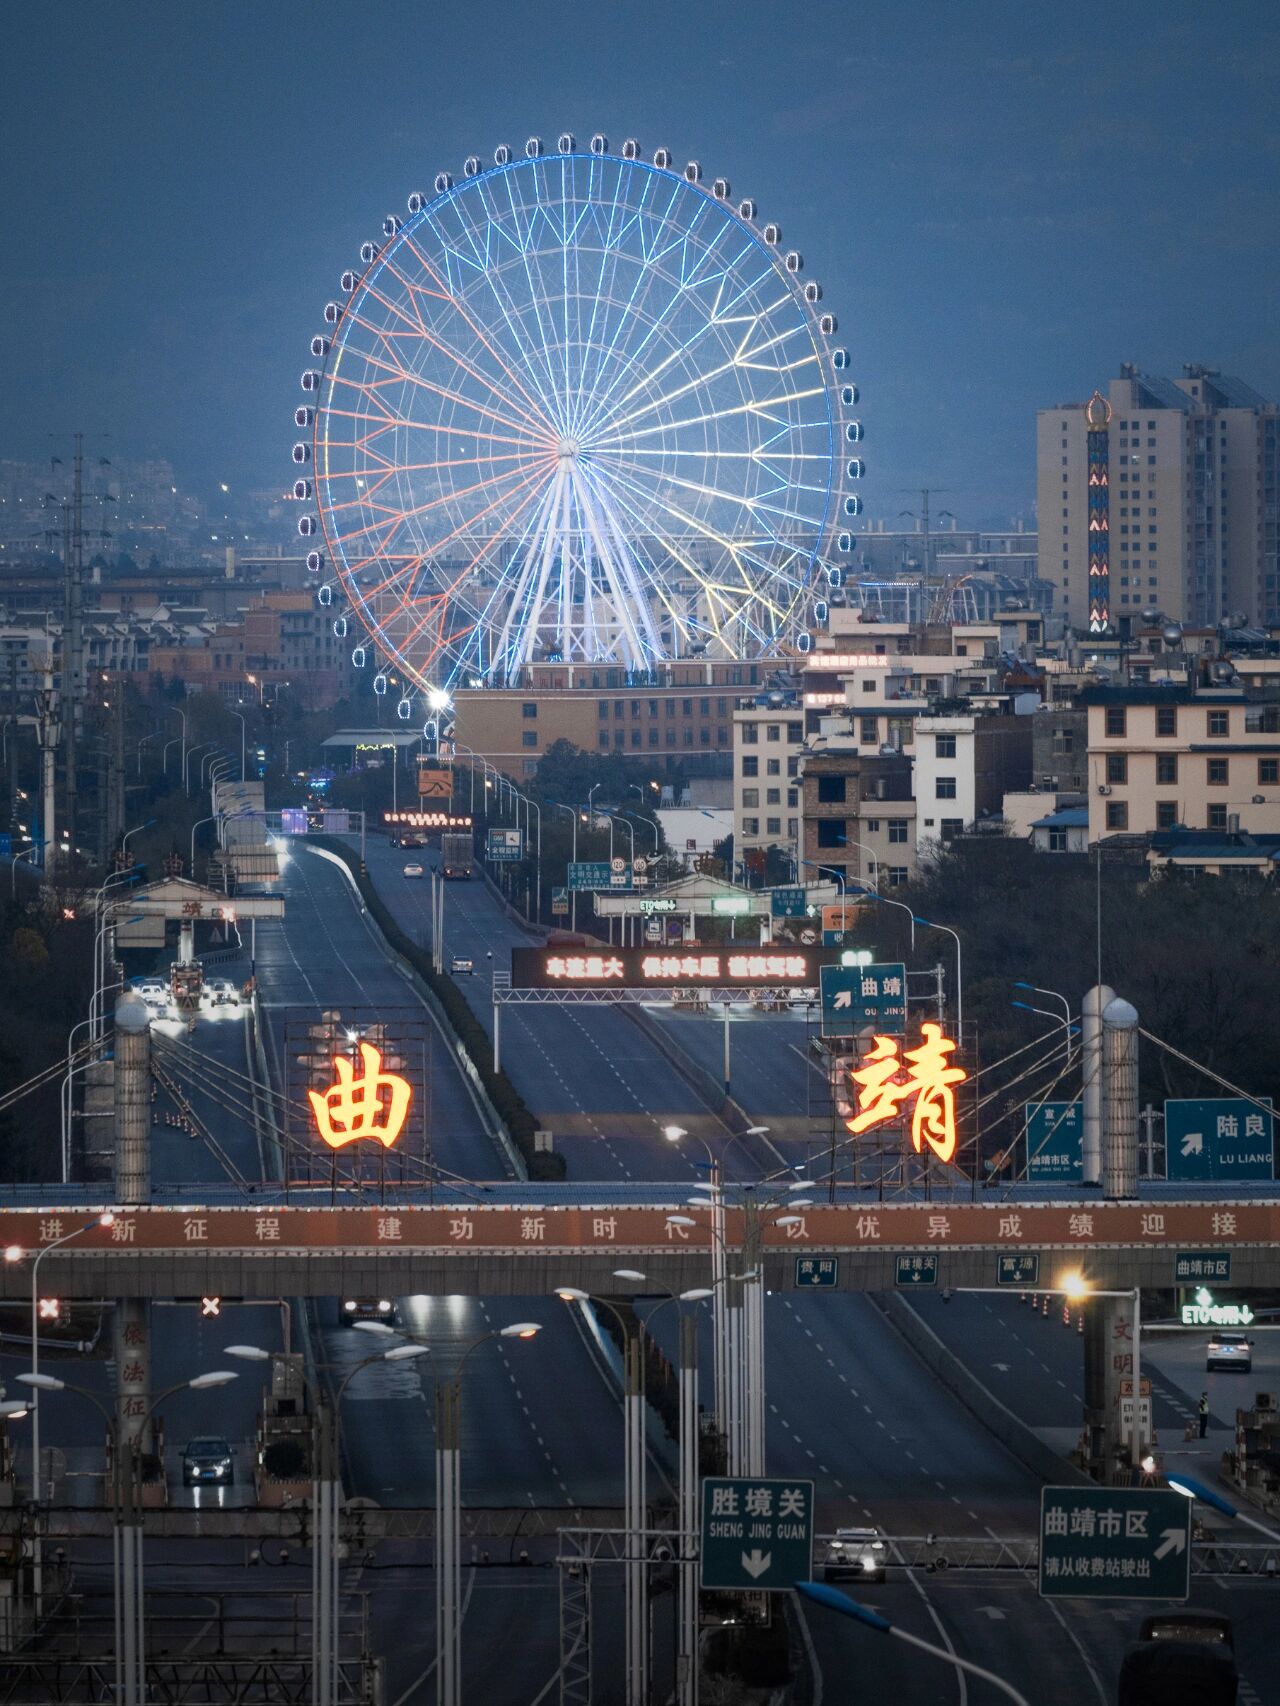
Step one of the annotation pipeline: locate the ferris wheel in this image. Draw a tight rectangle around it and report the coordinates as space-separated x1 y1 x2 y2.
293 133 863 709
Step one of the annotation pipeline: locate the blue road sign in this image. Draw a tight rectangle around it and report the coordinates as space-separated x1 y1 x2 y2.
1164 1098 1274 1182
895 1254 938 1287
997 1253 1040 1286
567 861 611 890
1025 1101 1083 1183
1039 1487 1191 1600
700 1477 814 1591
0 834 11 860
771 886 808 919
819 961 907 1037
795 1256 838 1288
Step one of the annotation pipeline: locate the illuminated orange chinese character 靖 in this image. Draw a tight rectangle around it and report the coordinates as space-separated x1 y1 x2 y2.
308 1043 412 1150
845 1023 967 1165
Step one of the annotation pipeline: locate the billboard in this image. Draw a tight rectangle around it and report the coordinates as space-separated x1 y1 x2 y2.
509 945 838 990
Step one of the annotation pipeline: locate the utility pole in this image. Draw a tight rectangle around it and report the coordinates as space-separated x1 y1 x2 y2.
34 645 60 879
61 436 87 861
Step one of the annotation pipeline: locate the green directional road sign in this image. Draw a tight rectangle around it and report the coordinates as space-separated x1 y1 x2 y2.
795 1256 838 1288
1164 1098 1274 1182
700 1478 814 1591
997 1253 1040 1286
1025 1101 1082 1183
895 1254 938 1287
819 962 907 1037
1039 1487 1191 1600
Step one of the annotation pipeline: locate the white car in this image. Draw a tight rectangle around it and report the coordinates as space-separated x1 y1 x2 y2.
207 978 239 1007
1206 1331 1252 1372
822 1526 887 1582
402 863 425 879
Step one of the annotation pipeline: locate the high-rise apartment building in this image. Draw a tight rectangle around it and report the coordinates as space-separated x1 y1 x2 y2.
1037 364 1280 632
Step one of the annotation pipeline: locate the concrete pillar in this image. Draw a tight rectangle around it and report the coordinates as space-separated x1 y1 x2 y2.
113 996 151 1204
1102 998 1139 1200
1081 984 1115 1186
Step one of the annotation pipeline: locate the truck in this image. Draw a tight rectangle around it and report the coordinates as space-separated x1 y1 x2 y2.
440 832 473 879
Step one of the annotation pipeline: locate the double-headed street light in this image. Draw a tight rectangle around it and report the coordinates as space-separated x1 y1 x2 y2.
19 1366 238 1705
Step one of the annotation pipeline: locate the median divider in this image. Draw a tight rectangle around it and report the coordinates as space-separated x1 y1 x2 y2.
870 1290 1094 1487
309 838 564 1181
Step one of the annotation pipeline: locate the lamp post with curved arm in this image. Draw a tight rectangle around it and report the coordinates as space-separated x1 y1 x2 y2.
19 1366 237 1703
547 799 579 931
913 915 963 1034
183 742 213 793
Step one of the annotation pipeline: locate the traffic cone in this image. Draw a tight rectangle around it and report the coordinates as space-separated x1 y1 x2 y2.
1077 1311 1084 1334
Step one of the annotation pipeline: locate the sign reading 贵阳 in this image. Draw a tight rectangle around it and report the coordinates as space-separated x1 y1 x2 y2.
509 946 835 990
1164 1098 1273 1182
795 1256 838 1288
700 1478 814 1591
1039 1487 1190 1600
1025 1102 1083 1183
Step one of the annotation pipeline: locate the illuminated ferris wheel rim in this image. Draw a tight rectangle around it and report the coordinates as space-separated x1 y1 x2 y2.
293 132 864 713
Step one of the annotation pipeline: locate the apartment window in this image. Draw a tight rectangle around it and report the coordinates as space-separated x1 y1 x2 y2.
1105 707 1126 737
1207 758 1229 786
698 697 709 716
716 727 727 745
787 789 797 808
887 820 908 844
1048 828 1068 853
817 774 847 803
766 758 781 776
1106 753 1127 785
614 731 624 748
860 718 878 743
766 724 781 742
666 699 676 718
683 729 693 746
648 699 658 717
935 777 957 799
940 819 964 841
862 679 876 693
787 757 799 778
1155 754 1177 785
935 733 956 759
766 788 780 805
699 728 710 746
614 700 624 719
521 702 537 719
665 730 676 746
1208 803 1229 830
787 818 798 838
766 818 781 836
1259 759 1279 786
598 701 609 720
863 819 881 834
817 819 847 848
743 817 759 836
598 732 609 749
1155 706 1177 736
630 700 640 719
1052 728 1074 756
885 867 908 888
1105 800 1128 830
741 789 759 808
631 729 641 747
682 698 692 716
787 722 803 742
521 730 537 748
1156 801 1178 829
717 698 727 716
741 724 757 743
648 728 659 747
741 756 758 778
1207 710 1229 737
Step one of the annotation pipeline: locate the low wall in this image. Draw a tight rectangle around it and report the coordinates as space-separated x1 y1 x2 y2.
871 1290 1094 1487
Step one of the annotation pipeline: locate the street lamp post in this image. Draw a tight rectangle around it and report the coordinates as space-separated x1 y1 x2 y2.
183 742 213 793
1011 996 1076 1071
1014 982 1073 1067
170 707 187 787
548 800 579 932
120 818 155 859
230 707 247 781
797 1581 1032 1705
913 915 963 1034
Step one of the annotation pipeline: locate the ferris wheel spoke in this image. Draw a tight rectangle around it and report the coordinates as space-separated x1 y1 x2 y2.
599 449 830 536
389 228 562 436
574 236 773 442
331 342 553 449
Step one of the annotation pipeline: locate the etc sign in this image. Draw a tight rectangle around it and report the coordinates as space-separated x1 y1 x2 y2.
1180 1287 1253 1328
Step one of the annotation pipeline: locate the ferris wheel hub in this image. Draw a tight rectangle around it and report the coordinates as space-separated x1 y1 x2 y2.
557 437 582 462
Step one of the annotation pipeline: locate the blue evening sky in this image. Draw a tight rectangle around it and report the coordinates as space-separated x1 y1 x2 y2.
3 0 1276 527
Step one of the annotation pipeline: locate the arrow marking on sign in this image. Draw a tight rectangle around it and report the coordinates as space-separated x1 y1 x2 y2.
741 1549 772 1579
1154 1528 1187 1561
832 990 852 1009
1181 1132 1204 1156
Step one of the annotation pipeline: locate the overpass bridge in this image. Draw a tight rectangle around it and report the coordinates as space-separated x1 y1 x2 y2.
2 1195 1273 1298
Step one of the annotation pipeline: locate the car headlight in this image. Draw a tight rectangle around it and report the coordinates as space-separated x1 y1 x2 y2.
377 1299 392 1312
343 1300 357 1312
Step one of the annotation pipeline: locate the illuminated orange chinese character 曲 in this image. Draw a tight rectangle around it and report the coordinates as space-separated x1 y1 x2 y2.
308 1042 412 1150
845 1022 967 1165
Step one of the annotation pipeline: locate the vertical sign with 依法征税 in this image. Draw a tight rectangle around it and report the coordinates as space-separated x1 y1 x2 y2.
700 1478 814 1591
1039 1487 1190 1600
